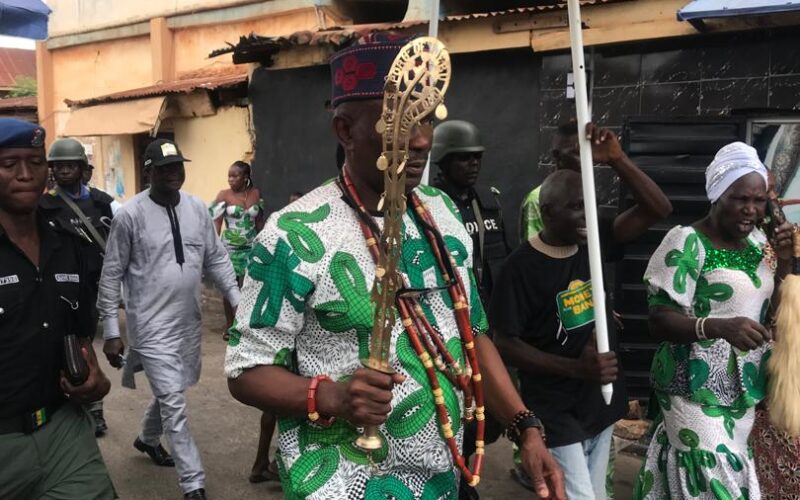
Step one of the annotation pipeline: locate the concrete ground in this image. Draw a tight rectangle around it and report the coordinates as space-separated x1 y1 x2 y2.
95 291 643 499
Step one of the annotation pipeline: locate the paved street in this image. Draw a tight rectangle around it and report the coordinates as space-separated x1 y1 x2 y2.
95 290 642 499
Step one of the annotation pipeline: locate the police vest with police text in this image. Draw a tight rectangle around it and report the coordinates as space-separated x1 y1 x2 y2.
445 184 511 301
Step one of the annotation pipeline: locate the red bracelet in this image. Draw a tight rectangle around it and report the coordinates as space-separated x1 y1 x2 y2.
307 374 335 427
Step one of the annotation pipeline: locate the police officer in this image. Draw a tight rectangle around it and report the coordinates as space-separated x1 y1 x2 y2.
431 120 512 500
0 118 115 499
40 137 115 436
431 120 511 302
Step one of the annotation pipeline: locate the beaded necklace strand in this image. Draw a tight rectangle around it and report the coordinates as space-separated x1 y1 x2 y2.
338 170 486 486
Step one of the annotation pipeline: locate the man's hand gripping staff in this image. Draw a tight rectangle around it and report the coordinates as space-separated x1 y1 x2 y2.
355 37 451 450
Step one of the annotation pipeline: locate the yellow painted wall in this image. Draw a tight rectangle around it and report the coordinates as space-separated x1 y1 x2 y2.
170 106 253 203
49 9 322 106
51 36 152 110
172 10 322 76
48 0 320 37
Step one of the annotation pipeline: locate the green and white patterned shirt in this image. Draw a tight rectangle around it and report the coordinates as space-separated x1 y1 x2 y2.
225 182 487 500
644 226 774 410
519 185 542 242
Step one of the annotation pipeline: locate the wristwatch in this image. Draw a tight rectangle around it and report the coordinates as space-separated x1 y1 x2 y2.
517 414 546 444
506 409 546 445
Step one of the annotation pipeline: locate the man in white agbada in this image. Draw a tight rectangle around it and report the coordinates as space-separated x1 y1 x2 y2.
97 139 239 500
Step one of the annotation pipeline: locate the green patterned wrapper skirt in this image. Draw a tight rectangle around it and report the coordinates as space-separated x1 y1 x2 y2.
633 393 758 500
226 246 251 278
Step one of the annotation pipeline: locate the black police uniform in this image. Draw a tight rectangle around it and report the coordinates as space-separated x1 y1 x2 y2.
0 215 94 423
39 187 114 295
39 186 115 437
432 180 511 302
0 214 115 499
433 180 511 497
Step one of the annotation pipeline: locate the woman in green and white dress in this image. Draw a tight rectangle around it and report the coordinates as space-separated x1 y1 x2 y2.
211 161 279 484
632 142 794 499
210 161 265 339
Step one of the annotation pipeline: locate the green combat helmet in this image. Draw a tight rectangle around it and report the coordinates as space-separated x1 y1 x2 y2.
430 120 485 165
47 137 88 164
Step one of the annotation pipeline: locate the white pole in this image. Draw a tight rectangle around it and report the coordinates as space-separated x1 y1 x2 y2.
429 0 440 38
566 0 613 405
422 0 441 185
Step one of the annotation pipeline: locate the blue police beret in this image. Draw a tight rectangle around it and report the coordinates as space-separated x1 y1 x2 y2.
0 118 45 149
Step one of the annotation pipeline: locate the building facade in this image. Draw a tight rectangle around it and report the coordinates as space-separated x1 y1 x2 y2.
39 0 800 395
38 0 349 202
218 0 800 397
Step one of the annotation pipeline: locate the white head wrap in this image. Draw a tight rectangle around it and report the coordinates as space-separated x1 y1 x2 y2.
705 142 768 203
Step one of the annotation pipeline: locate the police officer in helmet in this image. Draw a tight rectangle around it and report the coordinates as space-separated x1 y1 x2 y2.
42 138 115 239
39 137 115 436
431 120 511 303
432 120 511 500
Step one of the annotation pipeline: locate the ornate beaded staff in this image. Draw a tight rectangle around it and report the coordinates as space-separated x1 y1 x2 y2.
355 36 451 451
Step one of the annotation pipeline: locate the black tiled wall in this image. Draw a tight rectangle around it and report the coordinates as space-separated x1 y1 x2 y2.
535 30 800 205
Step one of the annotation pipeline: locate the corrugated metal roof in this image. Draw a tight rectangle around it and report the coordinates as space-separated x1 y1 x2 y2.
0 96 37 110
210 25 400 59
0 48 36 89
66 71 247 107
209 0 627 59
446 0 622 20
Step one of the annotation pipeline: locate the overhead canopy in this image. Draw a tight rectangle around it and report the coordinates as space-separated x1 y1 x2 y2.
64 72 247 107
0 0 51 40
678 0 800 30
62 96 167 137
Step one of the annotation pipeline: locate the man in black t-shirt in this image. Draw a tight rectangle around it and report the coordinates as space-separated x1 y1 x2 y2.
490 124 672 500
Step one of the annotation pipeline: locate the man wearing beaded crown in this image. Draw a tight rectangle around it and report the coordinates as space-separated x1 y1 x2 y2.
225 35 566 499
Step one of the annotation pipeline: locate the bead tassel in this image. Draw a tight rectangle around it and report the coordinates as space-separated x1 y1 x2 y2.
338 171 485 482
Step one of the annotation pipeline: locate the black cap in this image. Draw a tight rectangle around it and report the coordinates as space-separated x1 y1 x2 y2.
143 139 191 168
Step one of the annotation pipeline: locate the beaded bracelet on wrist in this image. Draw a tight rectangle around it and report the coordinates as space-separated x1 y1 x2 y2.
307 374 335 427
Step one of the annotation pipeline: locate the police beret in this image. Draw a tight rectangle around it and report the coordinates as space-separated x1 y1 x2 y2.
330 33 408 108
0 118 45 149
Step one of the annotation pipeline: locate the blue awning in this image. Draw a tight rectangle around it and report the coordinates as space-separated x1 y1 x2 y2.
678 0 800 21
0 0 51 40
